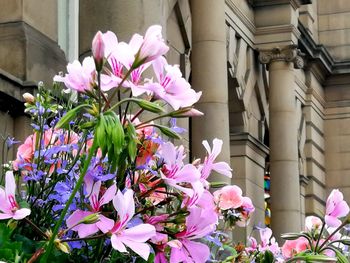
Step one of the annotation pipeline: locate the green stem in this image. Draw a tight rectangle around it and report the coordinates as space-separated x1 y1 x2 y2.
60 233 107 243
41 141 98 261
314 221 326 252
318 220 348 251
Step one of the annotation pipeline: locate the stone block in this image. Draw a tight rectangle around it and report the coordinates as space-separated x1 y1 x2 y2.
319 13 350 31
318 0 350 15
319 29 350 47
0 22 65 84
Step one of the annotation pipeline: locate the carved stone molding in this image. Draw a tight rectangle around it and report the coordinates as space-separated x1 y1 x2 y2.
258 45 305 69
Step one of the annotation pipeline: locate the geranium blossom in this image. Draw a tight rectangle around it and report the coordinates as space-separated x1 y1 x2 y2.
325 189 350 227
213 185 243 210
200 138 232 186
0 171 31 220
146 56 201 110
169 207 218 262
108 189 156 260
54 57 96 93
159 142 203 197
66 175 116 237
135 25 169 64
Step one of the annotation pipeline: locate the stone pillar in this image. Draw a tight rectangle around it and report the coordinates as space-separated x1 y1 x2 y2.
259 46 304 238
190 0 231 179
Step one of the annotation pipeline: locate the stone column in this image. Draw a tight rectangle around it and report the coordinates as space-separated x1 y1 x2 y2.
190 0 231 179
259 46 304 238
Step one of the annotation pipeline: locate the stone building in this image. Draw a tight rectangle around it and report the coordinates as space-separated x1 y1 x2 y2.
1 0 350 242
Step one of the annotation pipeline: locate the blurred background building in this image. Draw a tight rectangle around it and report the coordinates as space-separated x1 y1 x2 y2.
1 0 350 241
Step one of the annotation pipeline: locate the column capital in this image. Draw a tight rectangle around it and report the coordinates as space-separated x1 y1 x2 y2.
258 45 305 69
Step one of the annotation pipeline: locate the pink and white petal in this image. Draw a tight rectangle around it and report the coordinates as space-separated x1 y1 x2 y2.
129 34 144 55
182 239 210 263
113 190 127 219
129 83 148 97
100 74 121 91
5 171 16 197
211 139 223 158
166 181 194 197
100 183 117 206
212 162 233 178
113 189 135 222
121 224 156 242
111 234 127 253
170 247 188 263
89 181 102 206
0 189 11 213
0 213 13 220
120 238 151 261
124 189 135 220
13 208 31 220
332 200 350 218
66 210 91 229
202 140 211 155
174 164 201 183
325 215 342 228
152 56 167 82
77 223 99 238
96 215 115 233
102 31 118 57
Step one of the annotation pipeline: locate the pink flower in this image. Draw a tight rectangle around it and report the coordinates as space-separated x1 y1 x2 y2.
213 185 243 210
257 227 279 254
145 56 201 110
135 25 169 64
66 175 116 238
169 207 217 263
0 171 31 220
160 142 203 197
282 237 309 258
325 189 350 227
109 189 156 261
245 237 258 253
200 139 232 186
54 57 96 93
305 215 322 232
236 196 255 227
92 31 105 70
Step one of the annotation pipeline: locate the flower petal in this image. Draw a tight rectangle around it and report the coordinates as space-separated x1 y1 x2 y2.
13 208 31 220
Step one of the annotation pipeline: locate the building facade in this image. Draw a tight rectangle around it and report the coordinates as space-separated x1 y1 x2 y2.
1 0 350 242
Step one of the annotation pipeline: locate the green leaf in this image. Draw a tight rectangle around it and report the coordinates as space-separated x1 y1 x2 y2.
334 248 348 263
56 104 90 129
152 124 181 139
263 250 274 263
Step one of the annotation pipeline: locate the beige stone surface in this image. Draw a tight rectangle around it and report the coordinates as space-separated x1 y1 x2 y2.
23 0 57 41
318 0 350 15
319 13 350 31
0 0 22 23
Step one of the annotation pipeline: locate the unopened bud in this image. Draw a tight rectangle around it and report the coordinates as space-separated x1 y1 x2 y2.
23 93 35 104
92 31 105 71
79 213 100 224
54 239 70 254
169 107 204 118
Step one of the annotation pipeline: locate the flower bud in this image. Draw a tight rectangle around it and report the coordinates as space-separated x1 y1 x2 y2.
92 31 105 71
169 107 204 118
23 93 35 104
79 213 100 224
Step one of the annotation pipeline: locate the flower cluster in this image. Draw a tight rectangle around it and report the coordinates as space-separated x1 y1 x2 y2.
0 25 248 263
213 184 255 228
236 189 350 262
